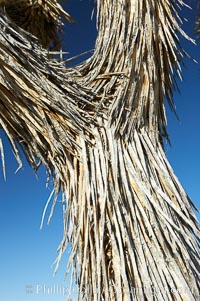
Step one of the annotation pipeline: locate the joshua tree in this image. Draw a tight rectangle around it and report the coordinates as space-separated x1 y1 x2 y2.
0 1 199 300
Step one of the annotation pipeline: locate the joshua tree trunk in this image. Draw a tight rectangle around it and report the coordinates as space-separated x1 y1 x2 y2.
0 1 199 300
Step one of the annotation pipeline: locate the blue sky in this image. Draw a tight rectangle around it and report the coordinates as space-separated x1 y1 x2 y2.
0 1 199 301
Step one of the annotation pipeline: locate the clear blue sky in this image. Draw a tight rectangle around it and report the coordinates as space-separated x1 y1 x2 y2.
0 1 199 301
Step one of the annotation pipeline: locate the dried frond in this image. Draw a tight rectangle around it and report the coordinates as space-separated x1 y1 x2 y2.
0 1 199 301
195 1 200 39
0 0 73 49
0 13 96 175
76 0 195 143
